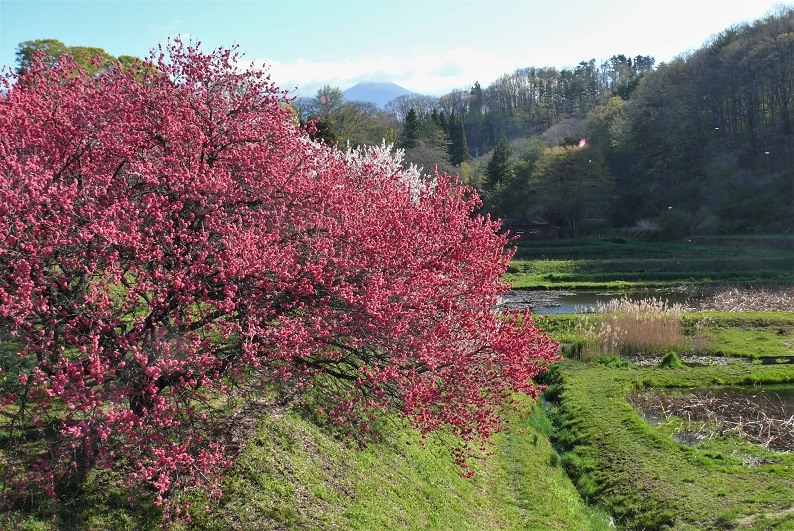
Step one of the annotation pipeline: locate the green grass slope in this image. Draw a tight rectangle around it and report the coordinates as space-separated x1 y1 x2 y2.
4 398 611 530
183 402 611 530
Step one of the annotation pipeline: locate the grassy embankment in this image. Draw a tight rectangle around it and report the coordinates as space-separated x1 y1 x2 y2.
1 388 611 530
539 360 794 530
178 399 611 531
0 323 606 527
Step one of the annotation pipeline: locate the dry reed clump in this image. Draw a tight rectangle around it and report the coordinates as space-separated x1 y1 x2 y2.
573 297 683 361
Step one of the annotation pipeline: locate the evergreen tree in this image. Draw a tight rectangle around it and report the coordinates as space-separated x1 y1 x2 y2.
400 108 420 148
431 108 441 127
485 136 513 191
469 81 483 116
448 114 470 165
438 110 449 135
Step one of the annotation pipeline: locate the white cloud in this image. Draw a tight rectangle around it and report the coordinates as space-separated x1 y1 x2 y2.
245 0 782 100
245 47 518 98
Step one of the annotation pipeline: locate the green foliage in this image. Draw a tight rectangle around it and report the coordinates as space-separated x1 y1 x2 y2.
607 8 794 232
334 101 398 148
485 140 545 218
529 146 614 237
654 207 695 241
15 39 119 76
15 39 69 72
297 87 400 148
447 114 470 165
457 160 485 188
517 139 546 168
597 355 632 368
485 136 513 192
313 85 345 122
400 108 420 148
453 8 794 235
710 173 790 233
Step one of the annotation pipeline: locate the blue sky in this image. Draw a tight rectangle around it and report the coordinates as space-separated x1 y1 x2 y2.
1 0 789 97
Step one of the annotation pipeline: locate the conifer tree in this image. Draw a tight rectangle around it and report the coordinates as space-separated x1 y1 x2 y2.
485 136 513 191
448 114 470 166
400 108 420 148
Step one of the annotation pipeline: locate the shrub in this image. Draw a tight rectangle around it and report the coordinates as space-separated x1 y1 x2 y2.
597 355 633 368
658 352 684 369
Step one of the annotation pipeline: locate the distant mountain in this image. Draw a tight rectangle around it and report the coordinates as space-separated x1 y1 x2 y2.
342 81 420 108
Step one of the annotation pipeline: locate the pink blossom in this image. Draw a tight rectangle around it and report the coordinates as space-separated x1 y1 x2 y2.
0 39 558 522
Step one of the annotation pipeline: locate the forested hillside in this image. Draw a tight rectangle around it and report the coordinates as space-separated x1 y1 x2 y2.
297 7 794 238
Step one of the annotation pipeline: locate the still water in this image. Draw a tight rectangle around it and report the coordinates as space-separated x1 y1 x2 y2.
631 385 794 450
498 289 696 314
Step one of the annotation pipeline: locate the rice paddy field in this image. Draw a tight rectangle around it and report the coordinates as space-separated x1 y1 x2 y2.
504 235 794 289
523 235 794 530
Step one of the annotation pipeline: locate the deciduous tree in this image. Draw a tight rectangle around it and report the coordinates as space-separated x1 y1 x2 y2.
530 145 614 237
15 39 117 76
15 39 69 72
0 41 557 521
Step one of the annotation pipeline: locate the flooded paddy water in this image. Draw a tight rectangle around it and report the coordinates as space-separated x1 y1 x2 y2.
629 386 794 452
498 289 693 314
498 285 794 314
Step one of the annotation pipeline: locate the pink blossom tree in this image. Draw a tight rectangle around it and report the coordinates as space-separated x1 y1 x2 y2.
0 41 558 518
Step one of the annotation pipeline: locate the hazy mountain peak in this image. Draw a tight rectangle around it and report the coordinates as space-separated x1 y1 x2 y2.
342 81 420 108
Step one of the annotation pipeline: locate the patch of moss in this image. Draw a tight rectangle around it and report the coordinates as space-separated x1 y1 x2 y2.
658 352 684 368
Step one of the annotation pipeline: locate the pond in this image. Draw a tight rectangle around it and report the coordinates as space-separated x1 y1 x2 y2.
629 385 794 451
499 285 794 313
498 288 696 314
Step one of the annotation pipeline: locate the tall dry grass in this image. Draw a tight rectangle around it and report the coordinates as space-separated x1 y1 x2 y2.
573 297 683 361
